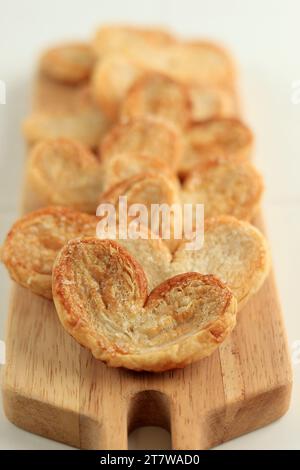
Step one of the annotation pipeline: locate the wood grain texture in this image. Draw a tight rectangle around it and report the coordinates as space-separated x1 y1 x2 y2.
1 74 292 450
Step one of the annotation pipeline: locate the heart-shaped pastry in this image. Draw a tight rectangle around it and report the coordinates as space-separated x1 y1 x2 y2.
52 237 237 371
120 72 191 129
40 42 96 84
101 152 172 191
91 54 143 120
1 207 98 299
179 117 253 177
99 172 180 211
160 41 235 87
182 158 264 221
23 104 108 149
98 172 182 252
171 216 270 310
28 138 103 213
188 85 237 121
100 116 182 170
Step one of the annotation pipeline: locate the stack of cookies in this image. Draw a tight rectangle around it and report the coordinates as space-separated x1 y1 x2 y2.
1 25 270 372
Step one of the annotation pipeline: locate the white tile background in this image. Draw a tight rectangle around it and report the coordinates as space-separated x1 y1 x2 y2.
0 0 299 449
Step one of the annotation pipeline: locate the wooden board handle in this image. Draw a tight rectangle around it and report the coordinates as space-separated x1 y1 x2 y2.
94 389 205 450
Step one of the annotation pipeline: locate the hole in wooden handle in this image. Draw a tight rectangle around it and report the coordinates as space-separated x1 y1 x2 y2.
128 390 171 449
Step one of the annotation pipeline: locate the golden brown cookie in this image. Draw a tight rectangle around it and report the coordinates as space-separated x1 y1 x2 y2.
182 158 264 221
161 41 235 87
179 117 253 176
23 105 108 149
188 85 237 121
53 237 237 371
28 138 103 213
40 42 96 84
1 207 98 299
100 117 183 170
98 172 182 252
91 54 143 120
120 72 191 128
100 172 180 208
101 152 172 191
172 216 270 309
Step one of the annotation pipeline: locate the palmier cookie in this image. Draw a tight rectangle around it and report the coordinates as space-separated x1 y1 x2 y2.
120 72 191 129
28 138 103 213
91 54 143 120
188 85 237 121
23 105 108 149
101 152 172 191
100 117 182 170
182 158 264 221
1 207 98 299
172 216 270 310
180 117 253 176
162 41 235 88
98 172 181 252
40 42 96 84
53 237 237 371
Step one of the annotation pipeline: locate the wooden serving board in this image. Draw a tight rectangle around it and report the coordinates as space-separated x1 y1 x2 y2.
1 75 292 450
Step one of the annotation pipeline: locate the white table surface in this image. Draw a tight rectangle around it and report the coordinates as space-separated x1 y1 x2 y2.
0 0 299 450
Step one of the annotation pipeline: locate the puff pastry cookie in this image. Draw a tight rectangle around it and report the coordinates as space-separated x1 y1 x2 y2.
180 117 253 176
53 237 237 371
40 43 95 84
120 72 191 129
99 172 181 252
160 41 235 88
1 207 97 299
100 117 182 170
100 172 180 209
23 105 108 149
91 54 143 120
188 85 237 121
182 158 264 221
172 216 270 309
101 152 172 191
28 138 103 213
